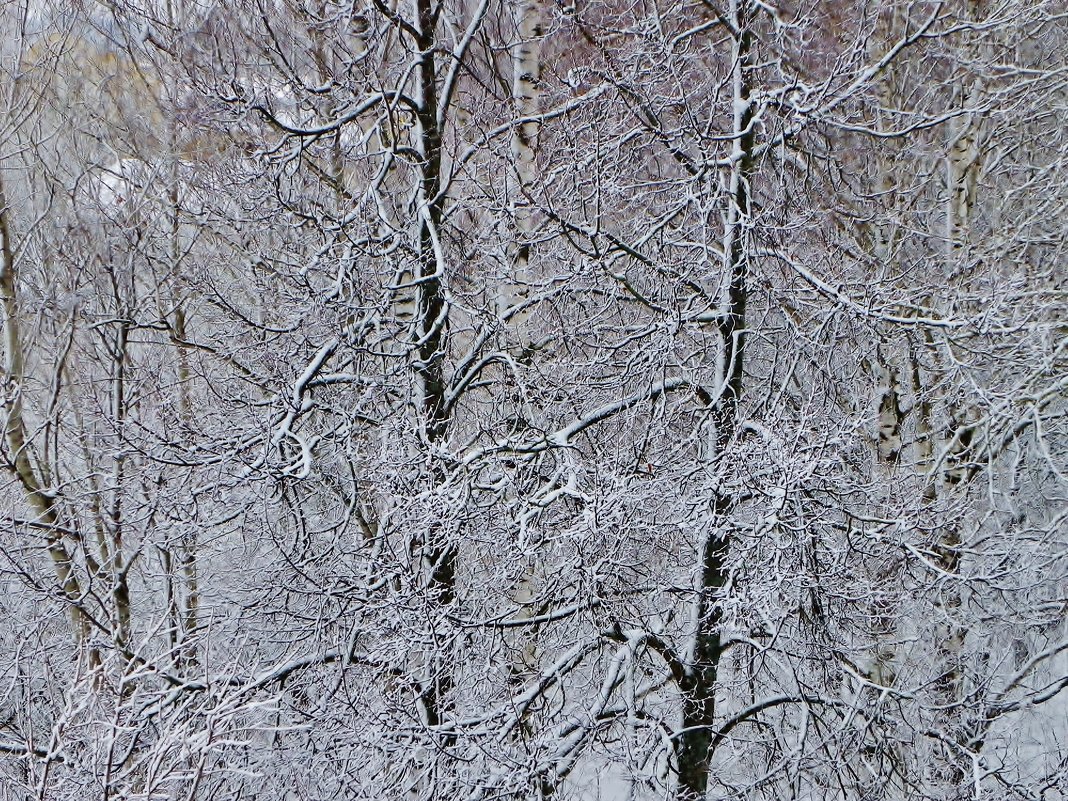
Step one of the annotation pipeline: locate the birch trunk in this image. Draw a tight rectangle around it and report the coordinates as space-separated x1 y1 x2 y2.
504 0 545 721
865 8 910 708
107 319 133 652
499 0 543 333
173 305 200 669
928 6 988 786
167 111 200 667
0 174 93 654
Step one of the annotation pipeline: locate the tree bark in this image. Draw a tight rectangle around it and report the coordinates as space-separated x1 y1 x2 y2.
0 173 93 654
413 0 457 785
675 2 754 797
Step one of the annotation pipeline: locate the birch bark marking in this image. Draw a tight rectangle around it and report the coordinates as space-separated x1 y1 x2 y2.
0 174 93 652
869 6 906 477
675 2 754 797
501 0 543 331
941 0 986 491
870 350 903 686
866 8 908 701
928 5 989 786
875 357 903 467
946 79 982 264
108 318 133 652
910 339 938 505
504 0 545 703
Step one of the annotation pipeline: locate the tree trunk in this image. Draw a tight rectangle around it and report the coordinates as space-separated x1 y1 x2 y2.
675 2 754 796
413 0 457 789
500 0 543 330
0 174 93 655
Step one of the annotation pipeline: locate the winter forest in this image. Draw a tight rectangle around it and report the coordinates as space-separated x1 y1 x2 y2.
0 0 1066 798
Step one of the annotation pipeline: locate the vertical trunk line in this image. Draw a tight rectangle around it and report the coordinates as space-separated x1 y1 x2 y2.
676 3 754 798
864 7 910 711
946 79 982 266
870 355 903 686
910 341 937 506
501 0 543 331
173 306 199 669
932 7 987 784
110 320 132 652
0 175 93 655
413 0 456 781
503 7 547 788
169 138 200 669
415 0 447 447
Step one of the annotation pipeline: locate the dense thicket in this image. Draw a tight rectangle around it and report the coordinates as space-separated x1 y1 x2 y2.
1 1 1066 799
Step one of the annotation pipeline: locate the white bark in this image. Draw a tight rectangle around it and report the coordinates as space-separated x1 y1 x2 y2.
499 0 544 329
